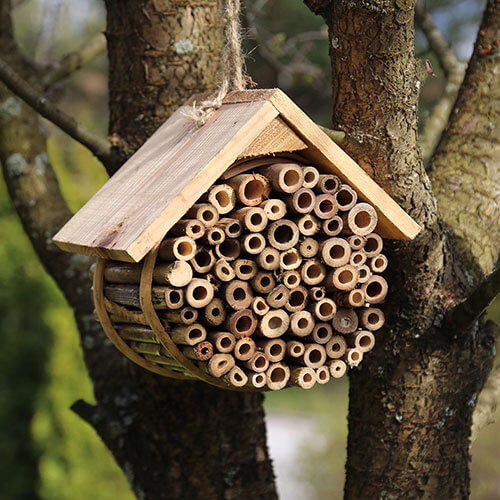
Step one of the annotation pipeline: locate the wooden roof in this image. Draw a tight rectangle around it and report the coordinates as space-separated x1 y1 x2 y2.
53 89 421 262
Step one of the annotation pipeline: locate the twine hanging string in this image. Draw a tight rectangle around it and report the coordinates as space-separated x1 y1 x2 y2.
186 0 246 126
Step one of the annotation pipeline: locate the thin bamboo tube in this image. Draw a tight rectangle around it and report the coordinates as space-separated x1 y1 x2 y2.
328 359 347 378
285 286 309 313
283 270 301 289
289 367 316 389
159 236 196 261
325 336 347 359
302 166 320 189
215 239 241 261
286 340 305 358
169 219 205 240
335 184 357 211
299 238 319 258
209 331 236 353
357 264 372 283
200 184 236 214
320 238 351 267
248 371 267 389
104 284 181 310
297 344 327 369
183 341 214 361
170 323 207 345
224 280 253 310
359 307 385 331
284 188 316 214
332 308 359 334
322 215 343 236
143 354 184 369
234 337 257 361
363 233 383 257
199 226 226 246
309 322 333 344
225 309 258 338
256 338 286 362
315 174 341 194
257 309 290 338
309 286 325 301
347 330 375 352
232 207 268 232
313 194 338 219
347 235 365 250
301 259 326 285
252 272 275 294
214 259 236 282
350 251 367 267
184 203 219 227
260 163 304 193
341 203 378 236
185 279 214 308
190 248 216 273
227 173 271 206
315 366 331 385
260 199 287 220
205 353 235 377
203 298 226 326
344 348 363 367
242 233 266 255
252 296 270 316
290 310 315 337
311 298 336 321
216 218 242 238
163 307 198 325
257 247 280 271
233 259 258 280
130 341 167 356
296 214 320 236
266 284 289 308
267 220 300 251
223 365 248 387
116 324 158 343
280 248 302 271
324 265 359 291
104 261 192 287
362 275 388 304
370 254 388 273
266 363 290 390
334 289 365 308
243 352 269 373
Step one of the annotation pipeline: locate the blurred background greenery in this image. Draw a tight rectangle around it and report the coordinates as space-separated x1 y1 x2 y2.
0 0 498 499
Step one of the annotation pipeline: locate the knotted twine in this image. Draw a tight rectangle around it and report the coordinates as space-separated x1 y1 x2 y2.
185 0 246 126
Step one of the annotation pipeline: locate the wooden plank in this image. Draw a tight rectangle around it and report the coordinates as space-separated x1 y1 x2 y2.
268 89 421 240
54 100 278 262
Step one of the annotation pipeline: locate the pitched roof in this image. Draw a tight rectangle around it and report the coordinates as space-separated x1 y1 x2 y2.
53 89 420 263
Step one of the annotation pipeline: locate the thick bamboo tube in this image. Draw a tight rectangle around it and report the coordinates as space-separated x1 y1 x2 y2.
216 218 243 238
363 233 383 257
252 272 275 294
256 338 286 362
252 296 270 316
163 307 198 325
328 359 347 378
296 214 320 236
290 310 315 337
283 270 301 289
242 233 266 255
286 340 305 358
357 264 372 283
280 248 302 271
311 298 336 321
266 363 290 391
215 239 241 261
344 348 363 367
266 284 289 308
335 184 358 211
370 254 388 273
315 366 331 385
223 365 248 387
301 259 326 285
267 220 300 251
302 166 320 189
332 308 359 334
284 188 316 214
350 251 367 267
325 336 347 358
248 371 267 389
214 259 236 282
190 248 216 274
257 247 280 271
334 289 365 308
322 215 343 236
359 307 385 331
200 184 236 214
185 279 214 308
185 203 219 227
257 309 290 338
315 174 341 194
104 284 182 310
324 265 359 291
297 344 327 369
199 227 226 246
225 309 257 338
233 259 258 280
260 199 287 220
159 236 196 261
203 298 226 327
261 163 304 193
310 322 333 344
341 203 378 236
243 352 269 373
209 331 236 353
206 353 235 377
299 238 319 258
320 238 351 267
116 324 158 343
362 275 388 304
224 280 253 310
169 219 205 240
289 367 316 389
347 235 365 250
234 337 257 361
313 194 338 219
232 207 268 232
285 286 309 312
183 341 214 361
171 323 207 345
347 330 375 352
227 173 271 206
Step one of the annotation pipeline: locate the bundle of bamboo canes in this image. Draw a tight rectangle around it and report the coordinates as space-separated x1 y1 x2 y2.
95 161 388 391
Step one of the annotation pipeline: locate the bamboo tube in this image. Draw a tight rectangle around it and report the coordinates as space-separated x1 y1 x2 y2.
257 247 280 271
243 352 269 373
361 275 388 304
301 259 326 285
280 248 302 271
216 218 243 238
350 251 367 267
347 235 365 250
266 363 290 390
159 236 196 261
200 184 236 214
296 214 320 236
260 199 287 220
286 340 305 358
334 289 365 308
335 184 358 211
215 239 241 261
185 279 214 308
252 296 270 316
363 233 383 257
283 270 301 289
130 341 166 356
315 366 331 385
209 331 236 353
266 284 289 308
190 248 216 274
199 226 226 246
315 174 341 194
227 173 271 206
357 264 372 283
169 219 205 240
231 207 268 232
99 309 148 326
183 341 214 361
185 203 219 227
309 322 333 344
260 163 304 193
233 259 258 280
290 310 315 337
205 273 221 292
297 344 327 369
257 309 290 338
289 367 316 389
370 254 388 273
283 286 308 313
311 297 337 321
322 215 343 236
203 298 226 327
205 354 235 377
325 336 347 358
248 371 267 389
332 308 359 334
104 284 182 310
99 296 147 323
344 348 363 367
225 309 257 338
234 337 257 361
252 272 276 294
267 220 300 251
302 166 320 189
324 265 359 291
284 188 316 214
320 238 351 267
223 365 248 387
143 354 184 369
171 323 207 345
341 203 378 236
224 280 253 310
163 307 198 325
116 324 158 343
359 307 385 331
299 237 320 258
313 194 338 219
309 286 325 301
347 330 375 352
162 287 184 309
242 233 266 255
256 338 286 362
214 259 236 282
328 359 347 378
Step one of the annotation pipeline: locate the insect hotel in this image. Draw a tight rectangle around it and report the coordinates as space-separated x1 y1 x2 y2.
54 89 420 392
